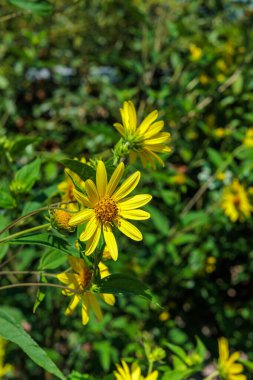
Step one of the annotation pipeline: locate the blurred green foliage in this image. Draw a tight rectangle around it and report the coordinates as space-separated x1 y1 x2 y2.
1 0 253 379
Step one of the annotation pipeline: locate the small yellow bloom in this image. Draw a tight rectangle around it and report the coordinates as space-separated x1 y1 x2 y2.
221 179 252 222
216 172 226 181
205 256 216 274
243 128 253 147
69 161 152 260
0 337 14 378
114 360 158 380
218 337 246 380
189 44 202 61
51 208 76 234
199 74 210 85
216 59 228 72
114 101 171 168
57 257 115 325
159 310 170 321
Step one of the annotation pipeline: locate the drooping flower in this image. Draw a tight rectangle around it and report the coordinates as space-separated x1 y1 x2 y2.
221 179 252 222
114 360 158 380
113 101 171 168
217 337 246 380
68 161 152 260
57 256 115 325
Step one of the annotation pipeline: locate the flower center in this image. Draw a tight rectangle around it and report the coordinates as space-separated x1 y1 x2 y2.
94 196 118 224
233 195 241 208
78 268 92 291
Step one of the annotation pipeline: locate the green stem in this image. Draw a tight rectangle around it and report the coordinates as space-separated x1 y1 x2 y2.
0 271 58 278
204 370 219 380
0 282 80 295
0 223 50 245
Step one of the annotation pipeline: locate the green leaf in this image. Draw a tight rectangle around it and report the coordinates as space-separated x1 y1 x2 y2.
171 233 197 246
239 359 253 372
0 188 16 209
194 337 206 360
11 158 41 194
33 274 47 313
146 205 169 236
0 214 9 260
98 273 153 302
0 311 66 380
207 148 223 167
8 0 53 15
3 232 78 256
165 343 187 362
61 159 96 182
38 249 67 270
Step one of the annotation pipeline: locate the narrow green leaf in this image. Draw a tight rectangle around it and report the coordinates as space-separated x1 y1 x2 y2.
33 274 47 313
4 232 78 256
146 205 169 236
0 311 66 380
61 159 96 182
98 273 153 302
8 0 53 15
165 343 187 362
194 337 206 360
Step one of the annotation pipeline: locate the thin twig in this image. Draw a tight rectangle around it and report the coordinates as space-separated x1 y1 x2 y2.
0 282 80 295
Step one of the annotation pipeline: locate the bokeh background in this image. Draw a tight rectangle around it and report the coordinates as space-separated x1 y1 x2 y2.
1 0 253 379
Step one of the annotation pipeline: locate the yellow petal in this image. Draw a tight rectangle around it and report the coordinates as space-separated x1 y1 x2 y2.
229 363 244 374
89 293 103 321
120 209 150 220
117 218 143 241
128 101 137 132
57 273 78 286
73 189 91 207
69 209 94 226
218 338 229 362
144 132 171 145
65 295 80 315
142 148 165 167
146 370 159 380
131 364 141 380
81 294 90 325
80 216 99 241
98 262 110 279
113 122 125 136
96 161 107 198
103 225 118 261
85 225 101 256
107 162 125 196
142 120 165 139
85 179 99 205
138 110 158 134
227 351 240 365
68 256 85 273
118 194 152 210
129 151 138 164
100 293 115 305
113 171 141 201
230 375 247 380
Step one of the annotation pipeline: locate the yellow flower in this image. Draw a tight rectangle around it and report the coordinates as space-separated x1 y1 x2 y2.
69 161 152 260
218 337 246 380
57 257 115 325
221 179 252 222
114 360 158 380
199 74 210 85
114 101 171 168
189 44 202 61
0 337 14 378
243 128 253 147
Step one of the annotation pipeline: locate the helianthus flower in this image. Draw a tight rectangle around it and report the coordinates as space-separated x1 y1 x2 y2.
217 337 246 380
57 256 115 325
221 179 252 222
68 161 152 260
113 101 171 168
114 360 158 380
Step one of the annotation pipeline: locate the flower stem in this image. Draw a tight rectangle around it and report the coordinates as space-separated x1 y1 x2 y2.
0 223 50 245
0 282 80 295
204 370 219 380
